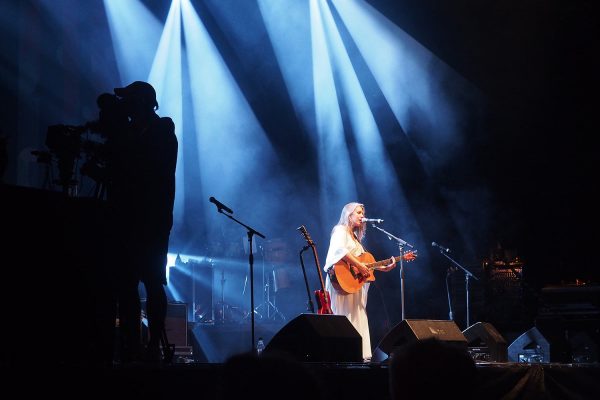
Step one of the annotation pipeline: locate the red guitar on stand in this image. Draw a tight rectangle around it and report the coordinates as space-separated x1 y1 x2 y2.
298 225 333 315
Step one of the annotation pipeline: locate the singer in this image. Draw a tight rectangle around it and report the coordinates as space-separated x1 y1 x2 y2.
323 202 397 362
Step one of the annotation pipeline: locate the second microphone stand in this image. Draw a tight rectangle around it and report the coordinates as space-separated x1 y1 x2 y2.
371 224 413 320
437 249 478 328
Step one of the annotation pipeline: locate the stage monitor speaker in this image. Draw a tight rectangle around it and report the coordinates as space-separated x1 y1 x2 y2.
462 322 507 362
372 319 468 363
507 327 550 363
263 313 362 362
536 315 600 363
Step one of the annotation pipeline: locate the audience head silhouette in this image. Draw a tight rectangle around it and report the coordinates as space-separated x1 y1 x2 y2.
388 338 478 400
218 352 323 400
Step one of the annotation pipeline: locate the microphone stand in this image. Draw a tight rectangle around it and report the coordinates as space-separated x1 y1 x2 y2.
298 246 315 313
212 206 265 354
437 249 478 328
446 267 454 321
371 224 413 320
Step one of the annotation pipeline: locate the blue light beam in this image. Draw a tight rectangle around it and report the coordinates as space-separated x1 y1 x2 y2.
332 0 478 168
181 0 277 226
103 0 163 84
318 1 408 210
147 0 185 229
310 0 357 218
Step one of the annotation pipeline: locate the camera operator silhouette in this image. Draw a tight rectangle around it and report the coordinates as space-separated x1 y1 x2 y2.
80 92 130 198
105 81 178 363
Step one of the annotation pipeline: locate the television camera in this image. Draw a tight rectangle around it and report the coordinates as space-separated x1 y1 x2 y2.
34 93 129 196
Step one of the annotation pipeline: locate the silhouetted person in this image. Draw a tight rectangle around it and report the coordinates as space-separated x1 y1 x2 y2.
107 81 178 363
218 352 323 400
0 132 7 182
388 338 478 400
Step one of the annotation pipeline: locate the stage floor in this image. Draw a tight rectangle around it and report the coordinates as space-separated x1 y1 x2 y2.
3 361 599 399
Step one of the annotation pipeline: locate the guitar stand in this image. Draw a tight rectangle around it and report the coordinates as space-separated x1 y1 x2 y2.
297 225 333 315
299 245 316 313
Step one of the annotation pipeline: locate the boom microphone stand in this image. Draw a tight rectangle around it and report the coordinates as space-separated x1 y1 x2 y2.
435 247 478 328
209 197 265 353
370 224 413 320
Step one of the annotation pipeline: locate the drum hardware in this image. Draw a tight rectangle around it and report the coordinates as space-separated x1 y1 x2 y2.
215 267 241 324
247 246 286 321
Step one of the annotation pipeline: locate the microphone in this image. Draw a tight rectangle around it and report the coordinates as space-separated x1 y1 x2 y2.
362 218 384 223
431 242 450 253
209 196 233 214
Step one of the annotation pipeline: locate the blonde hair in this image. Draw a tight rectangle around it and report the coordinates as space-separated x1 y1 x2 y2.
335 202 366 241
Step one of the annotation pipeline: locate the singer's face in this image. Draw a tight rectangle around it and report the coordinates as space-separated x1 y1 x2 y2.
349 206 364 228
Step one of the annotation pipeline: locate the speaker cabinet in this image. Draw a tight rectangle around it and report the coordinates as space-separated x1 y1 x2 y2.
264 313 362 362
508 327 550 363
165 302 188 347
373 319 467 362
462 322 507 362
142 301 188 346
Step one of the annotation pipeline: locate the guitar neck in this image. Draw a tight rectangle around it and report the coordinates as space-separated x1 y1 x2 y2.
366 254 406 269
311 244 327 292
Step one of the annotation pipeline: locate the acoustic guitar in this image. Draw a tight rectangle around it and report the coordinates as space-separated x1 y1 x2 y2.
330 250 417 294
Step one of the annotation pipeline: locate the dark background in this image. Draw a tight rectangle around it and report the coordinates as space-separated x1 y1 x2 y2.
370 0 596 282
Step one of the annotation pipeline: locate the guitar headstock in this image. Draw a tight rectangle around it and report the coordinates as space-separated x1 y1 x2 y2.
297 225 315 245
404 250 418 262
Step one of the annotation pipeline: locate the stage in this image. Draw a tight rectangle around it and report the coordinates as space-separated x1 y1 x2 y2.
2 185 599 398
3 360 599 399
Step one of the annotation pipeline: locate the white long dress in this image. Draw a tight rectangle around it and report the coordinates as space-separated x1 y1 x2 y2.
323 225 371 360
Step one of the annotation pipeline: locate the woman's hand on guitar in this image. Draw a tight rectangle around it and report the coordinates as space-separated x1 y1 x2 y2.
352 263 370 278
361 263 372 277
